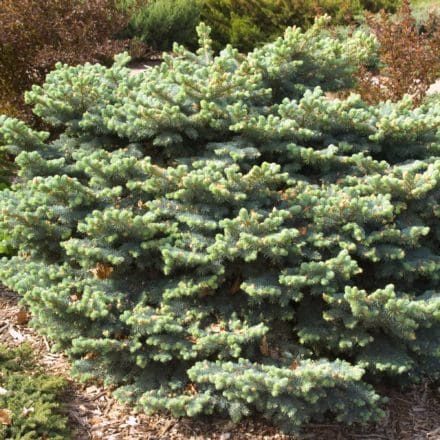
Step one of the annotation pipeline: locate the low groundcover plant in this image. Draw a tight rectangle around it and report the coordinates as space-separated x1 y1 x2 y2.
0 344 69 439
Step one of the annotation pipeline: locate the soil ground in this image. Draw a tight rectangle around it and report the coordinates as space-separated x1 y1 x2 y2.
1 286 440 439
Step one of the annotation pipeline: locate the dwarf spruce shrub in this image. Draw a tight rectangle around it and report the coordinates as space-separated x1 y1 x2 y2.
0 20 440 433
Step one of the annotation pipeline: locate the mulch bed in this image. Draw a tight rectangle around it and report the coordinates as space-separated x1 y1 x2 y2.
1 286 439 440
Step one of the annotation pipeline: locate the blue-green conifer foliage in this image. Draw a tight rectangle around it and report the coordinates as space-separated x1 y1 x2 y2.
0 20 439 432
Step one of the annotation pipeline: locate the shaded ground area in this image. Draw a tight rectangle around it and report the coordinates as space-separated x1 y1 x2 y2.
1 286 439 439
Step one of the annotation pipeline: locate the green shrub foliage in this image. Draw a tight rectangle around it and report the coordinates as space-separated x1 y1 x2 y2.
0 115 16 188
0 344 69 439
121 0 201 50
0 20 440 432
0 141 13 254
0 183 12 256
200 0 400 51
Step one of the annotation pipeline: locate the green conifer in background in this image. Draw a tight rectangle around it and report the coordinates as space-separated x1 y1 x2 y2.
0 19 439 433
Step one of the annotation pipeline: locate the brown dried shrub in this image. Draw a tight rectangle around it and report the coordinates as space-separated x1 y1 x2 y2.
356 0 440 105
0 0 144 121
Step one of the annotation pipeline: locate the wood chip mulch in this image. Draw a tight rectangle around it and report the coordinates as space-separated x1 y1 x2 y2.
1 286 439 440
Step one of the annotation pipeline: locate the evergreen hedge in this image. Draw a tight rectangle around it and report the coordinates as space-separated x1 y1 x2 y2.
200 0 401 51
120 0 201 50
120 0 401 53
0 20 439 433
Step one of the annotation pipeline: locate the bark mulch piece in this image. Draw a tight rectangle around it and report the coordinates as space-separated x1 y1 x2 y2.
1 285 439 439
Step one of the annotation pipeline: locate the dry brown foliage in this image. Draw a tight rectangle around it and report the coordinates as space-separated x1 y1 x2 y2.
356 0 440 105
0 0 145 121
